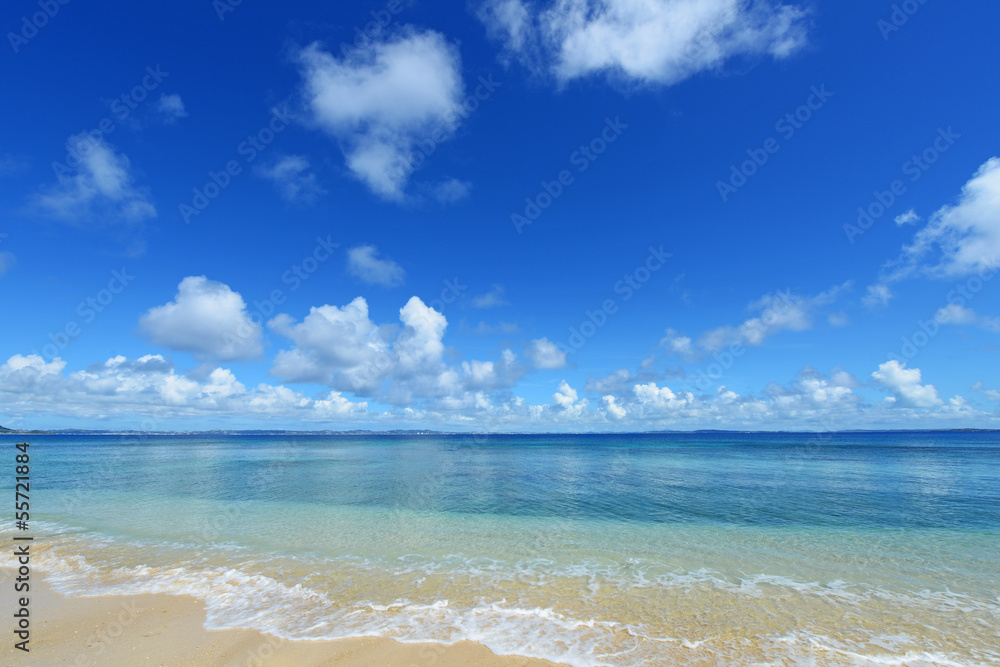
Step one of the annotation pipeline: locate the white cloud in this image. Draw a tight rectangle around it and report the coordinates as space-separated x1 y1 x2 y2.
633 382 698 413
909 157 1000 276
296 31 465 199
0 354 366 422
139 276 264 361
895 209 919 226
934 303 1000 333
269 297 390 390
472 284 509 308
478 0 809 86
871 360 942 409
461 349 524 391
862 283 893 310
34 134 156 224
155 94 188 123
431 178 472 203
585 365 686 394
0 352 991 430
873 158 1000 291
670 284 849 356
395 296 447 373
553 380 588 416
347 245 405 287
0 251 15 275
479 0 533 53
255 155 325 203
527 337 567 369
660 328 694 358
764 367 859 415
622 367 867 425
269 296 523 404
972 382 1000 403
601 394 626 419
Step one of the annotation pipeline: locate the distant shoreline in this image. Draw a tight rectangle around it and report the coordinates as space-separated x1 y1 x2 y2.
2 427 998 436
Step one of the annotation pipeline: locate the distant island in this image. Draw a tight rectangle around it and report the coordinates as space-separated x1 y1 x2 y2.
0 425 997 436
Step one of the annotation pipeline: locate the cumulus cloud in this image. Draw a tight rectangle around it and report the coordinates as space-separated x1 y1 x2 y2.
585 365 686 394
867 158 1000 301
269 297 390 390
0 354 365 422
633 382 699 413
764 367 859 415
872 360 942 409
553 380 588 416
526 337 567 369
472 284 509 308
478 0 809 86
622 367 863 425
139 276 264 361
155 94 188 123
601 394 626 419
347 245 405 287
0 352 989 430
34 134 156 224
395 296 448 373
254 155 325 203
269 296 522 404
296 31 465 199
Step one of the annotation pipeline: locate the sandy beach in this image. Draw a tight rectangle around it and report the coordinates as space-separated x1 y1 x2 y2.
12 577 564 666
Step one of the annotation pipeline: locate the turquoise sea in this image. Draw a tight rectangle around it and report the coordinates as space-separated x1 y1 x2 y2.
4 431 999 665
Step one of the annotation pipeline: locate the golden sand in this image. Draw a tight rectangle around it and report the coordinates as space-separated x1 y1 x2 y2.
8 577 565 666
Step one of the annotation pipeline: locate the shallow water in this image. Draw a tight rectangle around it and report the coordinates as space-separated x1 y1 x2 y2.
5 431 999 665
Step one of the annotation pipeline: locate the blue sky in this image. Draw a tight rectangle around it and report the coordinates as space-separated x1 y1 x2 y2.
1 0 998 431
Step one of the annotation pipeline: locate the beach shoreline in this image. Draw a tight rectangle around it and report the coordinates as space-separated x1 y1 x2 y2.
14 576 565 666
